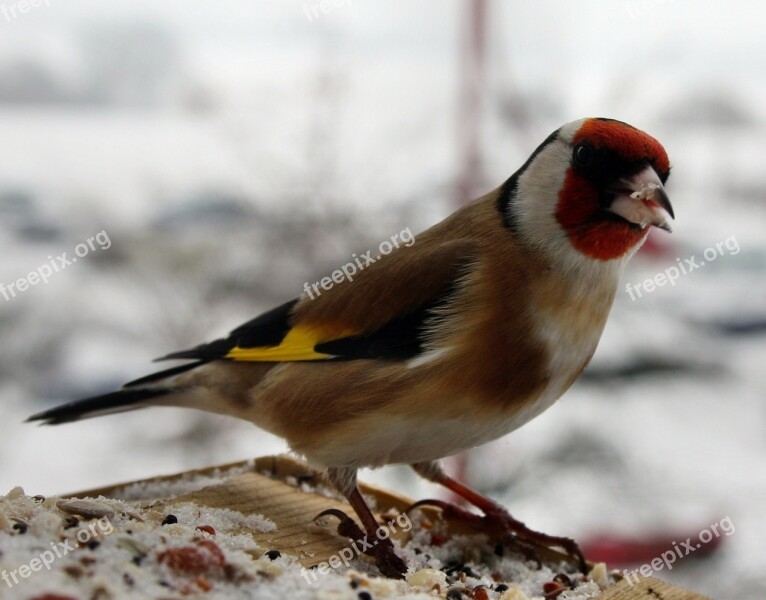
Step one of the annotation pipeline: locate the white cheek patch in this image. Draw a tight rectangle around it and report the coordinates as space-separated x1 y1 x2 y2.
512 138 608 275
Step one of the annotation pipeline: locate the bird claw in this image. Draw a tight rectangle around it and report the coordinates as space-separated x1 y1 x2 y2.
312 508 408 579
407 498 484 526
373 540 409 580
314 508 367 541
407 499 587 574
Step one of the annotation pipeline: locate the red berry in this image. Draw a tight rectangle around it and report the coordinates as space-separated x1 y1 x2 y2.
158 540 226 575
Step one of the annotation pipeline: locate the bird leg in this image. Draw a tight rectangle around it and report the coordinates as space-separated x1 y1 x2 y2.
410 461 588 573
315 467 408 579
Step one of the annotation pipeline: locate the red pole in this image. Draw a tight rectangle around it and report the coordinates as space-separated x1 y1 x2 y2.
447 1 489 502
456 0 488 207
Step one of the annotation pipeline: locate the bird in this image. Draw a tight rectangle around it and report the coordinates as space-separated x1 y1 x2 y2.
28 117 674 579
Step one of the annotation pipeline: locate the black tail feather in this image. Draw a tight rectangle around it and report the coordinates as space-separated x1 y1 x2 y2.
155 339 234 362
27 388 173 426
124 360 206 387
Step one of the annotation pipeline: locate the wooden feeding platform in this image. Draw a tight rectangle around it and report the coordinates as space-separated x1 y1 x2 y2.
71 455 710 599
0 455 710 598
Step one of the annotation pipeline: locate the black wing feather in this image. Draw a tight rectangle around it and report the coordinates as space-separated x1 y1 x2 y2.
157 299 298 361
158 258 465 363
315 291 453 360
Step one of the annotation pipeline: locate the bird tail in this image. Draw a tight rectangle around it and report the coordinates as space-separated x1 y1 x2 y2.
26 361 205 426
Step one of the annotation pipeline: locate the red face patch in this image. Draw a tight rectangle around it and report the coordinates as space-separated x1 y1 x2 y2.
556 119 668 260
556 169 649 260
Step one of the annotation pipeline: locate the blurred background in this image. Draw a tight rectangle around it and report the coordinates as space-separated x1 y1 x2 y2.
1 1 764 597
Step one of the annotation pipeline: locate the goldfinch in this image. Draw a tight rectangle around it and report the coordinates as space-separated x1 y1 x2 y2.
29 118 674 578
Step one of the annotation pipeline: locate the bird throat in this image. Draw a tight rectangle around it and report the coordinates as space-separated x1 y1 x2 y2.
555 169 648 260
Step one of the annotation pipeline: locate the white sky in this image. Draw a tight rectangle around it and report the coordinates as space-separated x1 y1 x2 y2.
3 1 765 74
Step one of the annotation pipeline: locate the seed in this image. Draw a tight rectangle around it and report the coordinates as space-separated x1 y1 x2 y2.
196 576 213 591
56 499 114 520
472 587 490 600
161 514 178 525
63 565 84 579
196 525 216 536
12 521 28 534
543 581 564 599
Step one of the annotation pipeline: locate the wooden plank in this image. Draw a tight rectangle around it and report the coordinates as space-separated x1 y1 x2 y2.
600 576 711 600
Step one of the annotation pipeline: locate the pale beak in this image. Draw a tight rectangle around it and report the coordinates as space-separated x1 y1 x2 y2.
607 165 675 232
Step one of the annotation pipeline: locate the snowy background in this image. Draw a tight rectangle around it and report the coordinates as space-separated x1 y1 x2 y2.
1 1 765 598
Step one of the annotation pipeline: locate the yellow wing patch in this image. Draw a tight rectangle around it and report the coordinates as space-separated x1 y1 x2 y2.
224 325 352 362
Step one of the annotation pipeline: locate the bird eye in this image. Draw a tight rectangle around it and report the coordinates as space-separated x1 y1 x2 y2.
573 142 594 168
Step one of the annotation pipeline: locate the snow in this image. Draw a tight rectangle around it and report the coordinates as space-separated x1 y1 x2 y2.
114 462 259 502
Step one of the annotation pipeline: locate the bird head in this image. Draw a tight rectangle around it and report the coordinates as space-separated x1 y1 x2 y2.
500 118 673 272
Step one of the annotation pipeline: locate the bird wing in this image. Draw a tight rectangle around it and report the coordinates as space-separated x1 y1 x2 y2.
159 239 478 363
